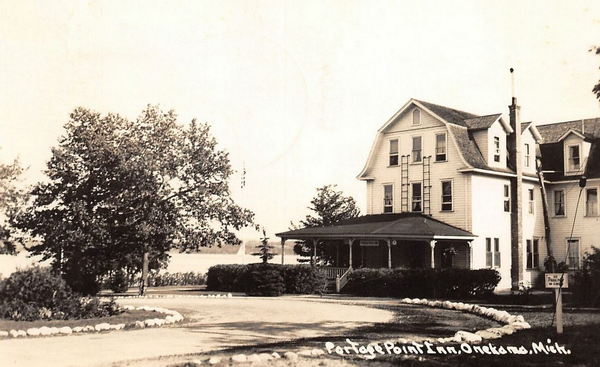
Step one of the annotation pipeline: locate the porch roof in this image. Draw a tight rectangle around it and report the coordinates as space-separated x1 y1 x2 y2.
276 213 476 241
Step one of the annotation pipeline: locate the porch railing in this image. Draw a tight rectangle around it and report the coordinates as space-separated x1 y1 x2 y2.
321 267 348 279
335 267 352 293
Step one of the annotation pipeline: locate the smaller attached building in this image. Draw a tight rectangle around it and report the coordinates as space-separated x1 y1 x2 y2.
276 213 476 273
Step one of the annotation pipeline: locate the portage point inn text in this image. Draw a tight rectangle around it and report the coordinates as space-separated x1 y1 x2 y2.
277 96 600 291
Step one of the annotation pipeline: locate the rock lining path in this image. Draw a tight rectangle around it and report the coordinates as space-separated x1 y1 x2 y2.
0 296 394 367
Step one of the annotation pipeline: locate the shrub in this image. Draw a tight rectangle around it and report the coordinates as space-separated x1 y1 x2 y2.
206 265 248 291
107 270 130 293
0 267 123 321
282 265 327 294
121 271 206 289
245 264 285 296
573 247 600 307
147 271 206 287
206 264 327 295
344 268 500 299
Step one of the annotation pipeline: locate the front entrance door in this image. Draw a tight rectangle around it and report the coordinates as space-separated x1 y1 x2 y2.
360 240 383 268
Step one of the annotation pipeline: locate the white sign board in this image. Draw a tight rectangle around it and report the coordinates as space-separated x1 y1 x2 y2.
545 273 568 288
360 240 379 247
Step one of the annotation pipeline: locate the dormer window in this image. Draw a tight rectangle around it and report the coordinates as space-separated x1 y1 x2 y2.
435 133 447 162
412 108 421 125
568 144 580 171
389 139 399 166
493 137 501 162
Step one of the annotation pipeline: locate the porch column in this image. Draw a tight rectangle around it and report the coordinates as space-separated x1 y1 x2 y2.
467 240 473 269
430 240 437 269
386 239 392 269
348 238 354 269
280 238 286 265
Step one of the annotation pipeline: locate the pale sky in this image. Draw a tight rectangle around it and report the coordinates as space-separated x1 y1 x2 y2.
1 0 599 240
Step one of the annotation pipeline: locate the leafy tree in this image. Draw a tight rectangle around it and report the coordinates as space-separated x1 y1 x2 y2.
292 185 360 265
0 157 25 255
17 106 255 294
252 228 275 263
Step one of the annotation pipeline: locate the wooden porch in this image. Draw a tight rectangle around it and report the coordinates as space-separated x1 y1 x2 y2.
276 213 476 292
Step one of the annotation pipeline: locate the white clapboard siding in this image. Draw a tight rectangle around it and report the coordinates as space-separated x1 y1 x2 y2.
365 107 470 230
547 179 600 267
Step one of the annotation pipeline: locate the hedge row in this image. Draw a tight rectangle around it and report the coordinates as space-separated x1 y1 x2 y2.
343 268 501 299
206 264 327 295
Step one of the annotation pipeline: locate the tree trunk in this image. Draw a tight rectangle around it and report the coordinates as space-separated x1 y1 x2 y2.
139 249 149 296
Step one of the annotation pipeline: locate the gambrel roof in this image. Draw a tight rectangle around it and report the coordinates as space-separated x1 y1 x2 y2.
358 99 533 179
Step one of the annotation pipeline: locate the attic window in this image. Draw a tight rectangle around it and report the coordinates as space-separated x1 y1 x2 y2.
568 145 580 171
493 137 501 162
412 108 421 125
524 143 530 167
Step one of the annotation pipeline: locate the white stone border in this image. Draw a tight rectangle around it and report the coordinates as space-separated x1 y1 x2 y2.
0 305 184 338
182 298 534 365
396 298 531 344
109 292 233 300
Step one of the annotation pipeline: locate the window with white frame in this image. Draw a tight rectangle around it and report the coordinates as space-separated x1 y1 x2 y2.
554 190 565 216
524 143 531 167
494 238 501 267
389 139 399 166
412 136 422 163
586 188 598 216
528 188 535 214
568 145 581 171
486 238 501 267
503 184 510 212
526 239 540 269
567 238 580 269
412 108 421 125
411 182 422 212
493 137 501 162
383 185 393 213
435 133 447 162
441 180 452 211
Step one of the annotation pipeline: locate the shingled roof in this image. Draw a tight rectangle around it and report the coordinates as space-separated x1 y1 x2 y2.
415 99 478 127
537 118 600 143
463 114 502 130
276 213 475 239
535 118 600 181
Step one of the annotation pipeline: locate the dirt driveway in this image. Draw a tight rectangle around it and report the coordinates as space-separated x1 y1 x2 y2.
0 296 394 367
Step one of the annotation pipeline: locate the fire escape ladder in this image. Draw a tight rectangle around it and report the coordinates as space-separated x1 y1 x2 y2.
422 156 432 215
400 155 409 213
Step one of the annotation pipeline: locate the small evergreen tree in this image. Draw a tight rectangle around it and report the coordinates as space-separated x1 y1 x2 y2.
252 228 275 264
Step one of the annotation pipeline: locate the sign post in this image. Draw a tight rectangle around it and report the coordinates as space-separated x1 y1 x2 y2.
545 273 568 334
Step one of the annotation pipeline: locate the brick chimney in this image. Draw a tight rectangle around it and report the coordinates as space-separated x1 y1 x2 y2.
508 95 524 290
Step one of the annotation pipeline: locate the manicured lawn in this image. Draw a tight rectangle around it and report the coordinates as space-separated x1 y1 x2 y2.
0 310 159 330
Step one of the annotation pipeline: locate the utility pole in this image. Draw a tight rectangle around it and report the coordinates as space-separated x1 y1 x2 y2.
535 157 554 270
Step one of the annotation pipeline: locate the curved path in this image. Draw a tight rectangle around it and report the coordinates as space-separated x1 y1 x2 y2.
0 296 394 367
